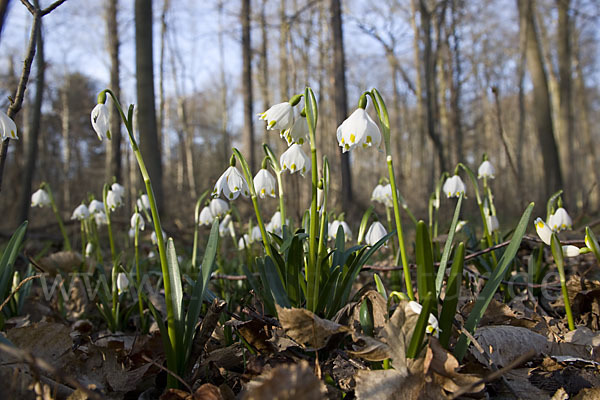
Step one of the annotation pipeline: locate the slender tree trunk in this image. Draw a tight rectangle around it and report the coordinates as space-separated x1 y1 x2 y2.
135 0 163 210
518 0 562 198
105 0 122 182
218 0 230 162
258 0 270 111
449 0 463 167
18 12 44 224
0 0 10 44
176 98 197 198
241 0 255 171
279 0 289 100
61 84 70 207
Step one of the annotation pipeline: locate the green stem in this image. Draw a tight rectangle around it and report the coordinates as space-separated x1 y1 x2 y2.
43 184 71 251
134 216 146 333
264 144 286 228
103 184 117 263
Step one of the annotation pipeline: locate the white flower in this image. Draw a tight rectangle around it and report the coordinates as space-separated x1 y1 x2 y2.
111 183 125 198
562 245 581 257
259 102 294 131
535 217 580 257
251 225 262 242
151 230 167 245
128 228 135 239
455 220 467 233
281 116 309 146
336 108 381 152
238 234 251 250
137 194 150 211
106 190 123 210
85 242 94 257
280 143 310 176
91 103 110 141
371 184 393 208
407 301 440 338
88 199 104 214
131 212 145 230
212 166 250 200
71 204 90 220
365 221 387 246
31 189 51 207
443 175 466 198
116 272 129 295
95 210 108 226
329 220 352 241
266 211 283 235
198 206 214 226
254 169 277 198
209 198 230 218
486 215 499 232
0 110 18 140
219 214 234 237
477 160 495 179
548 207 572 232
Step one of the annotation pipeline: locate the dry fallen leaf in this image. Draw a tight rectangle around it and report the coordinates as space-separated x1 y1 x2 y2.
471 325 548 367
37 251 83 274
276 305 348 350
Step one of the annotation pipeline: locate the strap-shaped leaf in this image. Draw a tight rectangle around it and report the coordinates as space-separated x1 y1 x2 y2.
0 221 28 302
439 242 464 348
416 221 435 306
436 193 463 296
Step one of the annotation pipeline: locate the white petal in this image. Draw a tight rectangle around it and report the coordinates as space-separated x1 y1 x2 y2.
562 245 581 258
535 218 552 246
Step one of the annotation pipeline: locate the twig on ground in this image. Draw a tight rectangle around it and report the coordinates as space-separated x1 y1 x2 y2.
141 354 192 393
0 274 41 312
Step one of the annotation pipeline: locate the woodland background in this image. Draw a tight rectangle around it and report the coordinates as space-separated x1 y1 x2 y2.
0 0 598 238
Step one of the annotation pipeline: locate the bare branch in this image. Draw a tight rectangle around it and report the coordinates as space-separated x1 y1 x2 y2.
41 0 67 16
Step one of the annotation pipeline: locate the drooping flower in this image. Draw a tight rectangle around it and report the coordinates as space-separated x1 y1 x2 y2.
442 175 466 198
116 272 129 295
106 190 123 210
209 198 229 218
329 220 352 241
219 214 234 237
266 211 283 235
31 189 51 208
486 215 500 232
137 194 150 211
371 184 393 208
280 143 310 176
259 102 294 132
88 199 104 214
407 301 440 338
85 242 94 257
534 217 580 257
94 210 108 226
151 229 167 245
0 110 18 140
238 234 251 250
111 183 125 198
365 221 387 246
71 204 90 220
251 225 262 242
130 212 145 231
198 206 214 226
336 108 381 152
548 207 572 232
281 116 309 146
477 160 495 179
254 169 277 198
212 166 250 200
91 103 110 141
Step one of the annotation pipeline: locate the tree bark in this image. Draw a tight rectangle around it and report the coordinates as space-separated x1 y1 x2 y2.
0 0 10 44
241 0 255 171
105 0 122 183
518 0 562 198
135 0 163 210
330 0 353 208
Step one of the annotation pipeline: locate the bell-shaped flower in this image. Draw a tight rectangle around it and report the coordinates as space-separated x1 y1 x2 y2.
281 116 309 146
280 143 310 176
329 220 352 241
486 215 500 232
137 194 150 211
259 102 294 131
31 189 51 208
336 108 381 153
365 221 387 246
209 198 230 218
562 245 581 257
238 234 251 250
254 169 277 198
219 214 234 238
535 217 580 257
0 110 18 140
71 204 90 221
91 103 110 141
88 199 104 214
130 212 145 231
251 225 262 242
407 301 440 338
266 211 283 235
151 229 167 245
85 242 94 257
111 183 125 198
95 210 108 226
116 272 129 295
455 220 467 233
477 160 495 179
443 175 466 198
198 206 214 226
371 184 393 208
212 166 250 200
548 207 572 232
106 189 123 210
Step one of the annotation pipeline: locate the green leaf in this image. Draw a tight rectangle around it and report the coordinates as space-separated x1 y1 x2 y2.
585 227 600 262
264 256 291 309
286 235 303 306
166 238 183 326
454 202 534 361
546 189 563 221
550 232 574 331
416 221 435 306
304 87 318 134
374 273 387 301
406 291 434 358
357 206 374 244
436 193 463 296
0 221 28 301
439 242 464 348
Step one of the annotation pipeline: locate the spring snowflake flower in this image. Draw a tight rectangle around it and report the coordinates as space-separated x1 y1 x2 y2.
477 160 495 179
486 215 500 232
238 234 251 250
198 206 214 226
106 190 122 210
443 175 466 198
329 220 352 241
85 242 94 257
254 169 277 198
407 301 440 338
336 108 381 152
95 210 108 226
71 204 90 220
0 110 18 140
281 116 309 146
88 199 104 214
137 194 150 211
209 198 230 218
91 103 110 141
31 189 51 208
212 166 250 200
251 225 262 242
365 221 387 246
548 207 572 232
534 217 580 257
259 102 294 132
219 214 234 238
371 184 393 207
116 273 129 295
266 211 285 235
151 230 167 245
130 212 145 231
280 143 310 176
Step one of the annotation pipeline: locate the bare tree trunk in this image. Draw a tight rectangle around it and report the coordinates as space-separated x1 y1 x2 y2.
158 0 170 180
279 0 289 100
518 0 562 198
135 0 163 210
258 0 270 111
0 0 10 44
105 0 122 183
241 0 255 171
18 11 44 224
61 84 70 207
176 98 197 198
330 0 353 209
218 0 230 162
449 0 463 166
